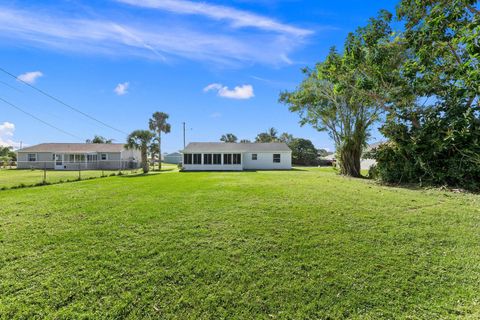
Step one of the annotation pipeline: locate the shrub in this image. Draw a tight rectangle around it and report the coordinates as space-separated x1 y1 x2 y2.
370 104 480 191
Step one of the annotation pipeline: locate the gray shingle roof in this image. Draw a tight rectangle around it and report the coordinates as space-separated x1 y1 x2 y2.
17 143 126 153
182 142 291 152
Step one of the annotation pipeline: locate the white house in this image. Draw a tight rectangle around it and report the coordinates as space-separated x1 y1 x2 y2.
181 142 292 171
16 143 141 170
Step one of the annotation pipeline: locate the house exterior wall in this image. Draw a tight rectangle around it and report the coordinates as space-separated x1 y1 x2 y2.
361 158 376 170
164 154 182 164
243 152 292 170
16 151 140 170
182 151 292 171
17 152 54 169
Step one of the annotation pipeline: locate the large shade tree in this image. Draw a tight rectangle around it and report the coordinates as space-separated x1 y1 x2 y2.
125 130 155 173
280 11 406 177
289 138 318 165
149 112 171 171
369 0 480 190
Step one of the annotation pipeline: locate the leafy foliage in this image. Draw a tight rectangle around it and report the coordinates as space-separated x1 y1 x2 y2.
220 133 238 143
125 130 155 173
280 11 403 177
86 135 113 144
289 138 318 165
370 0 480 191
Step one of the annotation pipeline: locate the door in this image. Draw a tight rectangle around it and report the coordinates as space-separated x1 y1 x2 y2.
54 154 64 170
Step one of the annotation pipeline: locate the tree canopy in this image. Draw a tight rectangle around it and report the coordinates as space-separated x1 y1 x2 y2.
220 133 238 143
86 135 113 144
125 130 155 173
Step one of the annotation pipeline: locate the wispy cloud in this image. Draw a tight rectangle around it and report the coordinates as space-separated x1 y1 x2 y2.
0 5 312 66
210 112 222 118
114 82 130 95
116 0 312 37
17 71 43 84
204 83 254 100
0 122 21 148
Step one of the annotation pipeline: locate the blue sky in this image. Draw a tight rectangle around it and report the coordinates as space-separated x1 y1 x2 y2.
0 0 398 152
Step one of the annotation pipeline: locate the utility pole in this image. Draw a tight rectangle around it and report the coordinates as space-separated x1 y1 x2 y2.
182 122 186 149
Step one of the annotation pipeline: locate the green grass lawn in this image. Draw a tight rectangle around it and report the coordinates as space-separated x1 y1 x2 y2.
1 168 479 319
0 163 178 189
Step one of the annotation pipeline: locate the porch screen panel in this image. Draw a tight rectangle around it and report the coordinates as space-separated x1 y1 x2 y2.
213 154 221 164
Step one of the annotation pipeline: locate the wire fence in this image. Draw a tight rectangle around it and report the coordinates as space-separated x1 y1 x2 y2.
0 160 141 190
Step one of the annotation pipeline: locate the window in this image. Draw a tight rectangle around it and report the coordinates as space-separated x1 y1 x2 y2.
273 154 281 163
28 153 36 162
203 154 212 165
193 154 202 164
101 153 107 161
213 154 222 165
87 154 98 162
69 154 75 162
184 153 192 164
251 154 257 160
233 153 241 164
75 154 85 162
223 153 232 165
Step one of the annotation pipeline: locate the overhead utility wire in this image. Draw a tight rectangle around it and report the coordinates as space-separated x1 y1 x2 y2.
0 67 128 135
0 96 84 140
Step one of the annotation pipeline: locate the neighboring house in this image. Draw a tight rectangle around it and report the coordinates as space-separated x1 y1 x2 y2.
182 142 292 171
361 141 384 170
16 143 141 170
164 152 182 164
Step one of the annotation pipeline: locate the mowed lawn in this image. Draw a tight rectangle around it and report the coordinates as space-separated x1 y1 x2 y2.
0 163 177 189
1 168 479 319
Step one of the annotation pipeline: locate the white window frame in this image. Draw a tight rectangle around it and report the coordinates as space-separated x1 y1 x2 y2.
252 154 257 160
28 153 37 162
101 153 108 161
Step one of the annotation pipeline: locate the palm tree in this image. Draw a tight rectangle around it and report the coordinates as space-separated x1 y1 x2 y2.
125 130 155 173
255 128 279 143
149 112 171 171
279 132 294 145
267 127 278 141
220 133 238 143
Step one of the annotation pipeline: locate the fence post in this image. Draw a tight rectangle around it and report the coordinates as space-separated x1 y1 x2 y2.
78 163 81 180
43 161 47 184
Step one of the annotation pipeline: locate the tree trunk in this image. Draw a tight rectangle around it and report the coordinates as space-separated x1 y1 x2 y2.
337 142 362 177
158 132 162 171
141 146 149 173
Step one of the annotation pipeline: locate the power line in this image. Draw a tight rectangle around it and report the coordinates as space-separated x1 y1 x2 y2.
0 96 84 140
0 67 128 135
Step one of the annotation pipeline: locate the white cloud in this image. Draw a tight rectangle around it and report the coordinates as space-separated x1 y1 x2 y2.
0 6 313 66
0 122 21 148
115 0 312 37
204 83 254 100
210 112 222 118
17 71 43 84
114 82 129 95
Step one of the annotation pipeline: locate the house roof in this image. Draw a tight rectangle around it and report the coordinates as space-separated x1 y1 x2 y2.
165 152 182 157
17 143 126 153
182 142 291 153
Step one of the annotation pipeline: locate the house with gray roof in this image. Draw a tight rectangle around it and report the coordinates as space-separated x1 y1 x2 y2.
181 142 291 171
16 143 141 170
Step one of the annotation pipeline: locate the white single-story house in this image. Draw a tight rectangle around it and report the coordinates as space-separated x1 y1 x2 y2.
164 152 183 164
16 143 141 170
181 142 292 171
